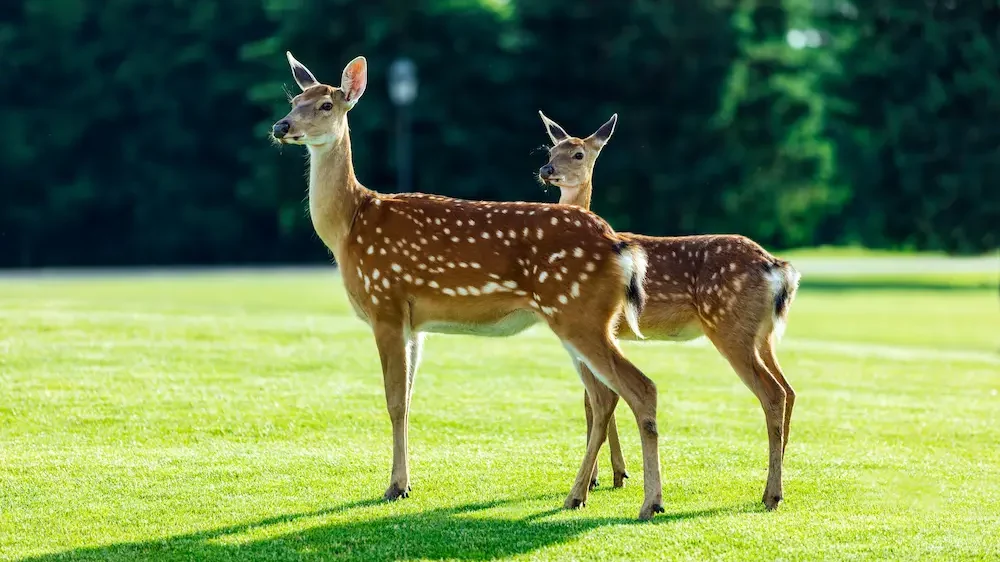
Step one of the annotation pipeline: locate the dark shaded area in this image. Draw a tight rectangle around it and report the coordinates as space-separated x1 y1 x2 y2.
18 496 752 561
0 0 996 267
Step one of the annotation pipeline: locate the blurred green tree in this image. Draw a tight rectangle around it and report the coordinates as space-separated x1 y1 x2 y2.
817 1 1000 253
0 0 285 266
715 0 842 247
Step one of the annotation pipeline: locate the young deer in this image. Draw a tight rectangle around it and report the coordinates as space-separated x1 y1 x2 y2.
270 53 667 519
536 111 801 510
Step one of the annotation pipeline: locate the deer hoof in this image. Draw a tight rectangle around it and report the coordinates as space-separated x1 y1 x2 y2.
383 483 409 501
588 478 599 491
763 493 783 511
638 502 664 521
613 471 629 488
564 496 586 510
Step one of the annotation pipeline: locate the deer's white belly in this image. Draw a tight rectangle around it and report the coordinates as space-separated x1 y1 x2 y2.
417 309 540 337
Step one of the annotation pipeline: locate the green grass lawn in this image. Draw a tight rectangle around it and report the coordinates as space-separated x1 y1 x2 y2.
1 267 998 561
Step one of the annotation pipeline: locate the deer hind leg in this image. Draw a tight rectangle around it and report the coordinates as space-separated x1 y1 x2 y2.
706 327 787 511
562 333 663 520
373 320 413 501
759 333 794 456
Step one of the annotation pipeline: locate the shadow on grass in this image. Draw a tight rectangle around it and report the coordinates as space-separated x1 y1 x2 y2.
20 495 753 561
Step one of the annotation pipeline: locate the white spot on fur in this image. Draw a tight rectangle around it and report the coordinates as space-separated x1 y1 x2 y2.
557 295 568 304
536 228 544 239
585 262 596 272
366 246 374 255
429 281 439 288
371 295 379 304
573 248 584 258
502 280 518 289
391 263 402 272
538 271 548 282
442 288 456 296
570 282 580 297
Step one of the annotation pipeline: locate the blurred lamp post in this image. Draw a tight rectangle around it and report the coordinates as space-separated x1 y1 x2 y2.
388 58 418 193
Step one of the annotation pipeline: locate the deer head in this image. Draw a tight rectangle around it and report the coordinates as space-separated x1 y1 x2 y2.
272 52 368 146
537 111 617 190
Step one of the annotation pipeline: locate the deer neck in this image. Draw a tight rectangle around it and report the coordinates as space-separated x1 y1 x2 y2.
307 128 368 258
558 181 593 210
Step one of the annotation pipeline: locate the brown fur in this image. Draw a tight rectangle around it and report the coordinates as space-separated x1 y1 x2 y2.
270 53 666 520
537 111 801 510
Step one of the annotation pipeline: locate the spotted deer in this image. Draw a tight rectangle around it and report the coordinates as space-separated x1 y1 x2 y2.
269 52 667 519
536 111 801 510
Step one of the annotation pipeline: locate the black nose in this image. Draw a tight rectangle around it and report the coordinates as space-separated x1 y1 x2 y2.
540 164 555 178
272 120 290 138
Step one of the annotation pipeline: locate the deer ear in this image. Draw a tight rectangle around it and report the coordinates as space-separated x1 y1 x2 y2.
538 111 569 145
286 51 318 91
341 56 368 106
588 113 617 148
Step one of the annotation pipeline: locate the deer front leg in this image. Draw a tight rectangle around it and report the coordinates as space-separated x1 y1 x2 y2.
565 355 619 510
373 320 411 501
580 361 628 490
583 386 600 490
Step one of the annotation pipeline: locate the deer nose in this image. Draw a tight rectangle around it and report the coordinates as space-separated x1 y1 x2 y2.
539 164 555 178
272 120 290 138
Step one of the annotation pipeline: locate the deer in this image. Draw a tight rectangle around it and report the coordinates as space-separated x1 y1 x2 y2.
535 111 801 511
269 52 668 520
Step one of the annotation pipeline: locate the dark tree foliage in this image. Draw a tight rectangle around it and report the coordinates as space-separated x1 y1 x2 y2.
817 0 1000 253
716 0 841 247
0 0 279 266
0 0 992 267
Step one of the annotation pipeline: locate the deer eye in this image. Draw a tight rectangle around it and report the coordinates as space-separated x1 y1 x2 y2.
573 152 584 160
320 102 333 111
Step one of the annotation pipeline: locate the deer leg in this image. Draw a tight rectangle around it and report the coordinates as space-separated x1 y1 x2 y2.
579 359 629 489
760 334 795 456
606 410 629 488
564 335 663 520
564 352 618 509
399 332 424 493
373 320 412 501
708 330 787 510
582 385 600 490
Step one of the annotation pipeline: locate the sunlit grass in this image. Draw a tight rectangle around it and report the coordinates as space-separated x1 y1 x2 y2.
1 269 998 560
